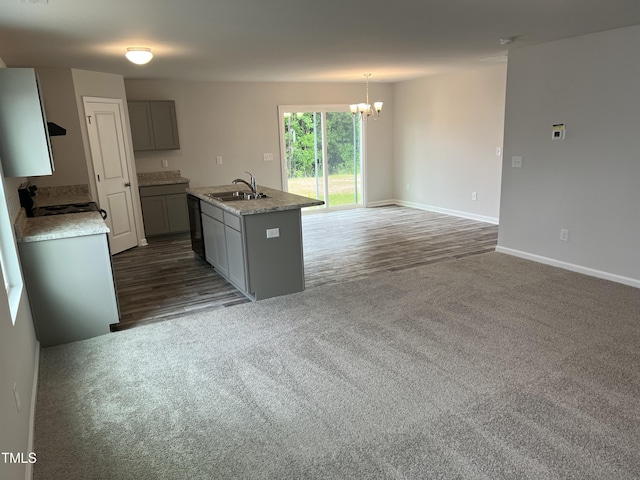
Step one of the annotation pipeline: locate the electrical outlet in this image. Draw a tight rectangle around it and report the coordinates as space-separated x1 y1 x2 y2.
263 153 274 161
161 159 169 168
406 183 410 191
512 156 523 168
216 156 222 165
496 147 502 156
472 192 477 201
560 228 569 242
266 228 280 238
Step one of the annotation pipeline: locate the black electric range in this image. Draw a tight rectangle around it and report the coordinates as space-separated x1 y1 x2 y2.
33 202 107 219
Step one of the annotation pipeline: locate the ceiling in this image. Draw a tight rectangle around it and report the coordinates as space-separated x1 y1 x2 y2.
1 0 640 83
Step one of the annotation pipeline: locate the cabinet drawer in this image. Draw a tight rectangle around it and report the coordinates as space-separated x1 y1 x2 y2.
224 211 242 231
139 183 188 197
201 201 224 222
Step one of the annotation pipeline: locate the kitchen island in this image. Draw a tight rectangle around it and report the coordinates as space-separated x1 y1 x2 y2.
186 185 323 300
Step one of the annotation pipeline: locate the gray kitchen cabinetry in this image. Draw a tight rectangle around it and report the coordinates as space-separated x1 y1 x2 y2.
224 212 247 291
243 209 304 300
0 68 54 177
201 203 229 278
139 183 189 236
128 100 180 151
199 200 303 300
18 233 119 347
201 202 247 290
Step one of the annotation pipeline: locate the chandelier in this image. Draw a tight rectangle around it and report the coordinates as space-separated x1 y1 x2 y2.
350 73 383 121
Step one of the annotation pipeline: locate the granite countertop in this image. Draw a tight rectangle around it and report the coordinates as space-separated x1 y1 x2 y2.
15 210 110 244
14 184 108 243
138 170 190 187
187 185 324 216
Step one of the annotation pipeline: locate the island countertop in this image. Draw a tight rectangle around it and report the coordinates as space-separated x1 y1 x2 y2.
186 185 323 215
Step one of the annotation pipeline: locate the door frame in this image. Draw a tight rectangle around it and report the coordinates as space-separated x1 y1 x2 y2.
277 104 368 211
82 96 146 248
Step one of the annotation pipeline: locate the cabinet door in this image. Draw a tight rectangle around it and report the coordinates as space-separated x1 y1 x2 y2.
150 101 180 150
225 225 246 290
212 217 229 278
141 196 169 236
128 101 155 151
0 68 54 177
166 193 189 232
202 213 229 278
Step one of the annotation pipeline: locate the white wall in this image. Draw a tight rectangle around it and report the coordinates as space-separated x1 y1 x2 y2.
124 80 394 204
0 57 40 480
393 64 507 223
498 25 640 286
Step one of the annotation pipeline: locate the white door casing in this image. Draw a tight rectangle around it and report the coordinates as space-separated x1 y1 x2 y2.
84 99 138 254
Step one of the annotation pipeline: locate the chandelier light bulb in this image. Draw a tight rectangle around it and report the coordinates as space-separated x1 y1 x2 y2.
125 47 153 65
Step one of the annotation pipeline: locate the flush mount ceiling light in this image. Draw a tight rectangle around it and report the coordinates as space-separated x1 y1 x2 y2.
350 74 383 121
125 47 153 65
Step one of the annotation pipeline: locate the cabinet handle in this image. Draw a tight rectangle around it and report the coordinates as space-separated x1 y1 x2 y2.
124 182 131 187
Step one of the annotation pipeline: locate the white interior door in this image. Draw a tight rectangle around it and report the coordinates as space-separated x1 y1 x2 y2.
84 99 138 254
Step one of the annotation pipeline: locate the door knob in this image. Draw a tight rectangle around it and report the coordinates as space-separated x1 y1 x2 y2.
124 182 131 187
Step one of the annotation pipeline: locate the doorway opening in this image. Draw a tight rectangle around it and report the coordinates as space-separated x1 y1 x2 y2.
278 105 364 210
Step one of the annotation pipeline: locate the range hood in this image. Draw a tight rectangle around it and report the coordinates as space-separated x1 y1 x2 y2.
47 122 66 136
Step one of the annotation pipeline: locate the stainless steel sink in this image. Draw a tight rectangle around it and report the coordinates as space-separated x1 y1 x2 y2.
206 191 268 201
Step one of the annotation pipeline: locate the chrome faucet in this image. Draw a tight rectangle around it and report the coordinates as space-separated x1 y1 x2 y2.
232 171 257 195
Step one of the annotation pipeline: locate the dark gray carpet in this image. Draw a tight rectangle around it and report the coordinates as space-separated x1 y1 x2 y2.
33 253 640 479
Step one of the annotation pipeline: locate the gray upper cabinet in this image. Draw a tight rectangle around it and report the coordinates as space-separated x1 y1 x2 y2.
128 100 180 151
0 68 54 177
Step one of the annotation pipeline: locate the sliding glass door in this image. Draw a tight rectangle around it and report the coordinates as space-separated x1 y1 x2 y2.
279 106 363 209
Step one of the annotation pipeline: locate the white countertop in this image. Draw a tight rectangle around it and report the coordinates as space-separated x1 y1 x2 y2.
137 170 190 187
15 190 109 243
16 211 110 243
186 185 324 215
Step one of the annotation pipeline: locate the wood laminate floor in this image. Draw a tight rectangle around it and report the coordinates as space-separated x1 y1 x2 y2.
111 206 498 330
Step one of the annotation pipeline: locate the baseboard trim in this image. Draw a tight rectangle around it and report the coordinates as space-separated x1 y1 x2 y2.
25 342 40 480
495 246 640 289
365 200 397 208
302 199 500 225
390 200 499 225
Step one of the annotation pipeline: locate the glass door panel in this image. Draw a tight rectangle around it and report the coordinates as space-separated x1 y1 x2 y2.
326 112 361 207
281 107 362 209
283 112 325 206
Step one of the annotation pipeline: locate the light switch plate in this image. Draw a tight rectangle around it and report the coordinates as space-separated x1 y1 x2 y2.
266 228 280 238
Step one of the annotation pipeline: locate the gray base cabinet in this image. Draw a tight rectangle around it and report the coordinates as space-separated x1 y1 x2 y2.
18 233 119 347
140 183 189 236
199 201 304 300
225 221 246 290
202 209 229 278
